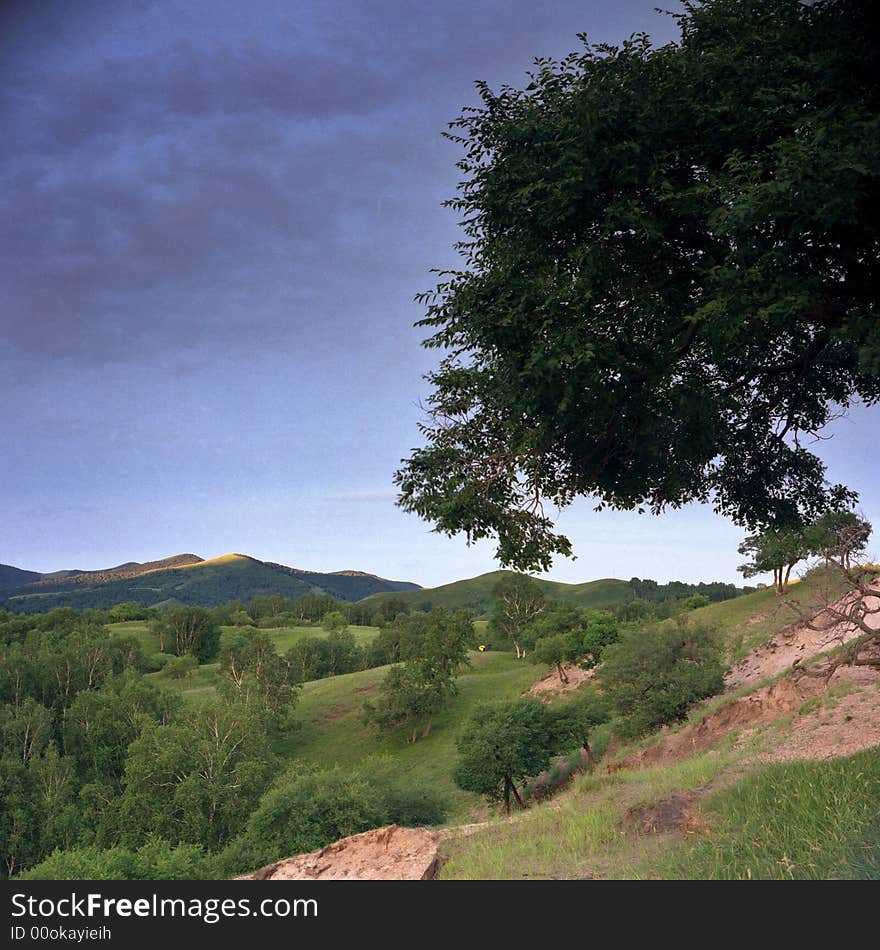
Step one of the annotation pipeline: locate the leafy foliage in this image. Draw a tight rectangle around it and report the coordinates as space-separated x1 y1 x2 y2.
219 630 299 718
18 837 213 881
395 0 880 571
363 610 475 742
150 606 220 662
599 622 726 738
488 573 545 656
454 698 556 813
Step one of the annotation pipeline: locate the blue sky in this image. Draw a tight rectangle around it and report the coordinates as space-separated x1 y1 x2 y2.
1 0 877 587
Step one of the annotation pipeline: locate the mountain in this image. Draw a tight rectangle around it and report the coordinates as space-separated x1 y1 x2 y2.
0 553 420 614
0 564 43 591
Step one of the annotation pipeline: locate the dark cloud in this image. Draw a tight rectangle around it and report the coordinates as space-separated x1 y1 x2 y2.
1 42 433 365
3 39 399 163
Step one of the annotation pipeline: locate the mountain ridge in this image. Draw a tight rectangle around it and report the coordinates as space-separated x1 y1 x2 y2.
0 553 421 614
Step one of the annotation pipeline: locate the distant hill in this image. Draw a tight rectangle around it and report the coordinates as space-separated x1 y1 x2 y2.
359 570 746 617
359 571 636 616
0 553 420 614
0 564 43 591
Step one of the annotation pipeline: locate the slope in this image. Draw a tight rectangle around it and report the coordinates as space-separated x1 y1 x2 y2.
1 553 419 613
359 571 634 616
359 569 742 617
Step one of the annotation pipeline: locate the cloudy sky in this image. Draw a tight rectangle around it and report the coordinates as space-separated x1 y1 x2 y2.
2 0 877 587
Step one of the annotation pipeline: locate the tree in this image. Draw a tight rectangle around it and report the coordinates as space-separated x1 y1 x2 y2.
326 629 361 676
321 610 349 635
547 688 610 771
737 526 811 594
454 699 555 814
219 631 298 718
531 634 571 684
363 609 475 740
362 664 446 744
805 511 872 569
395 0 880 572
285 637 331 683
115 699 275 850
63 672 177 782
528 605 620 680
599 622 726 739
489 573 545 658
150 607 220 662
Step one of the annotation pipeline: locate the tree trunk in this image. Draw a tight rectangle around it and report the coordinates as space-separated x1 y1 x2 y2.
510 782 524 809
513 641 522 659
782 563 793 592
503 776 511 815
422 714 433 738
556 661 568 684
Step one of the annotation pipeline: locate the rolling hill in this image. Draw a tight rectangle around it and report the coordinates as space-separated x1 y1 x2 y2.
358 570 744 617
0 553 420 613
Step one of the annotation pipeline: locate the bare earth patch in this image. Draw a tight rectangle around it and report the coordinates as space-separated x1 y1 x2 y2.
530 663 596 698
239 825 442 880
615 593 880 773
726 586 880 690
755 659 880 763
614 677 808 770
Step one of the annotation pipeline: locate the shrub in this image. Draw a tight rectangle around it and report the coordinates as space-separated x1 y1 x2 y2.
216 765 387 875
18 837 213 880
599 622 726 739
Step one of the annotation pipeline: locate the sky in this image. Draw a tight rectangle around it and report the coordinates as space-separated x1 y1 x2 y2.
1 0 877 588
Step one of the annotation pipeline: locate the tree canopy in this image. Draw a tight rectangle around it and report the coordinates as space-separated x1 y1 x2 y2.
395 0 880 571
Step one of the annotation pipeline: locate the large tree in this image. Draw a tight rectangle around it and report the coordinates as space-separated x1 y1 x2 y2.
395 0 880 572
489 573 546 658
454 699 555 814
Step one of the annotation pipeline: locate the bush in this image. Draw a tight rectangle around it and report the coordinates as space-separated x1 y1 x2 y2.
216 765 387 875
18 837 214 880
598 622 726 739
353 756 448 827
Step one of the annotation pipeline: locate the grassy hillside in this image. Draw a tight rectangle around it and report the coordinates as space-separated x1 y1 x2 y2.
277 649 537 820
361 570 635 617
437 565 878 879
439 745 880 879
3 553 419 613
113 617 536 821
686 567 850 660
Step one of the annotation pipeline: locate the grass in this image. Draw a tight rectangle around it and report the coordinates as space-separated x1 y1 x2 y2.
274 649 538 821
441 746 880 880
246 624 379 652
689 566 850 661
439 749 738 879
651 748 880 879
